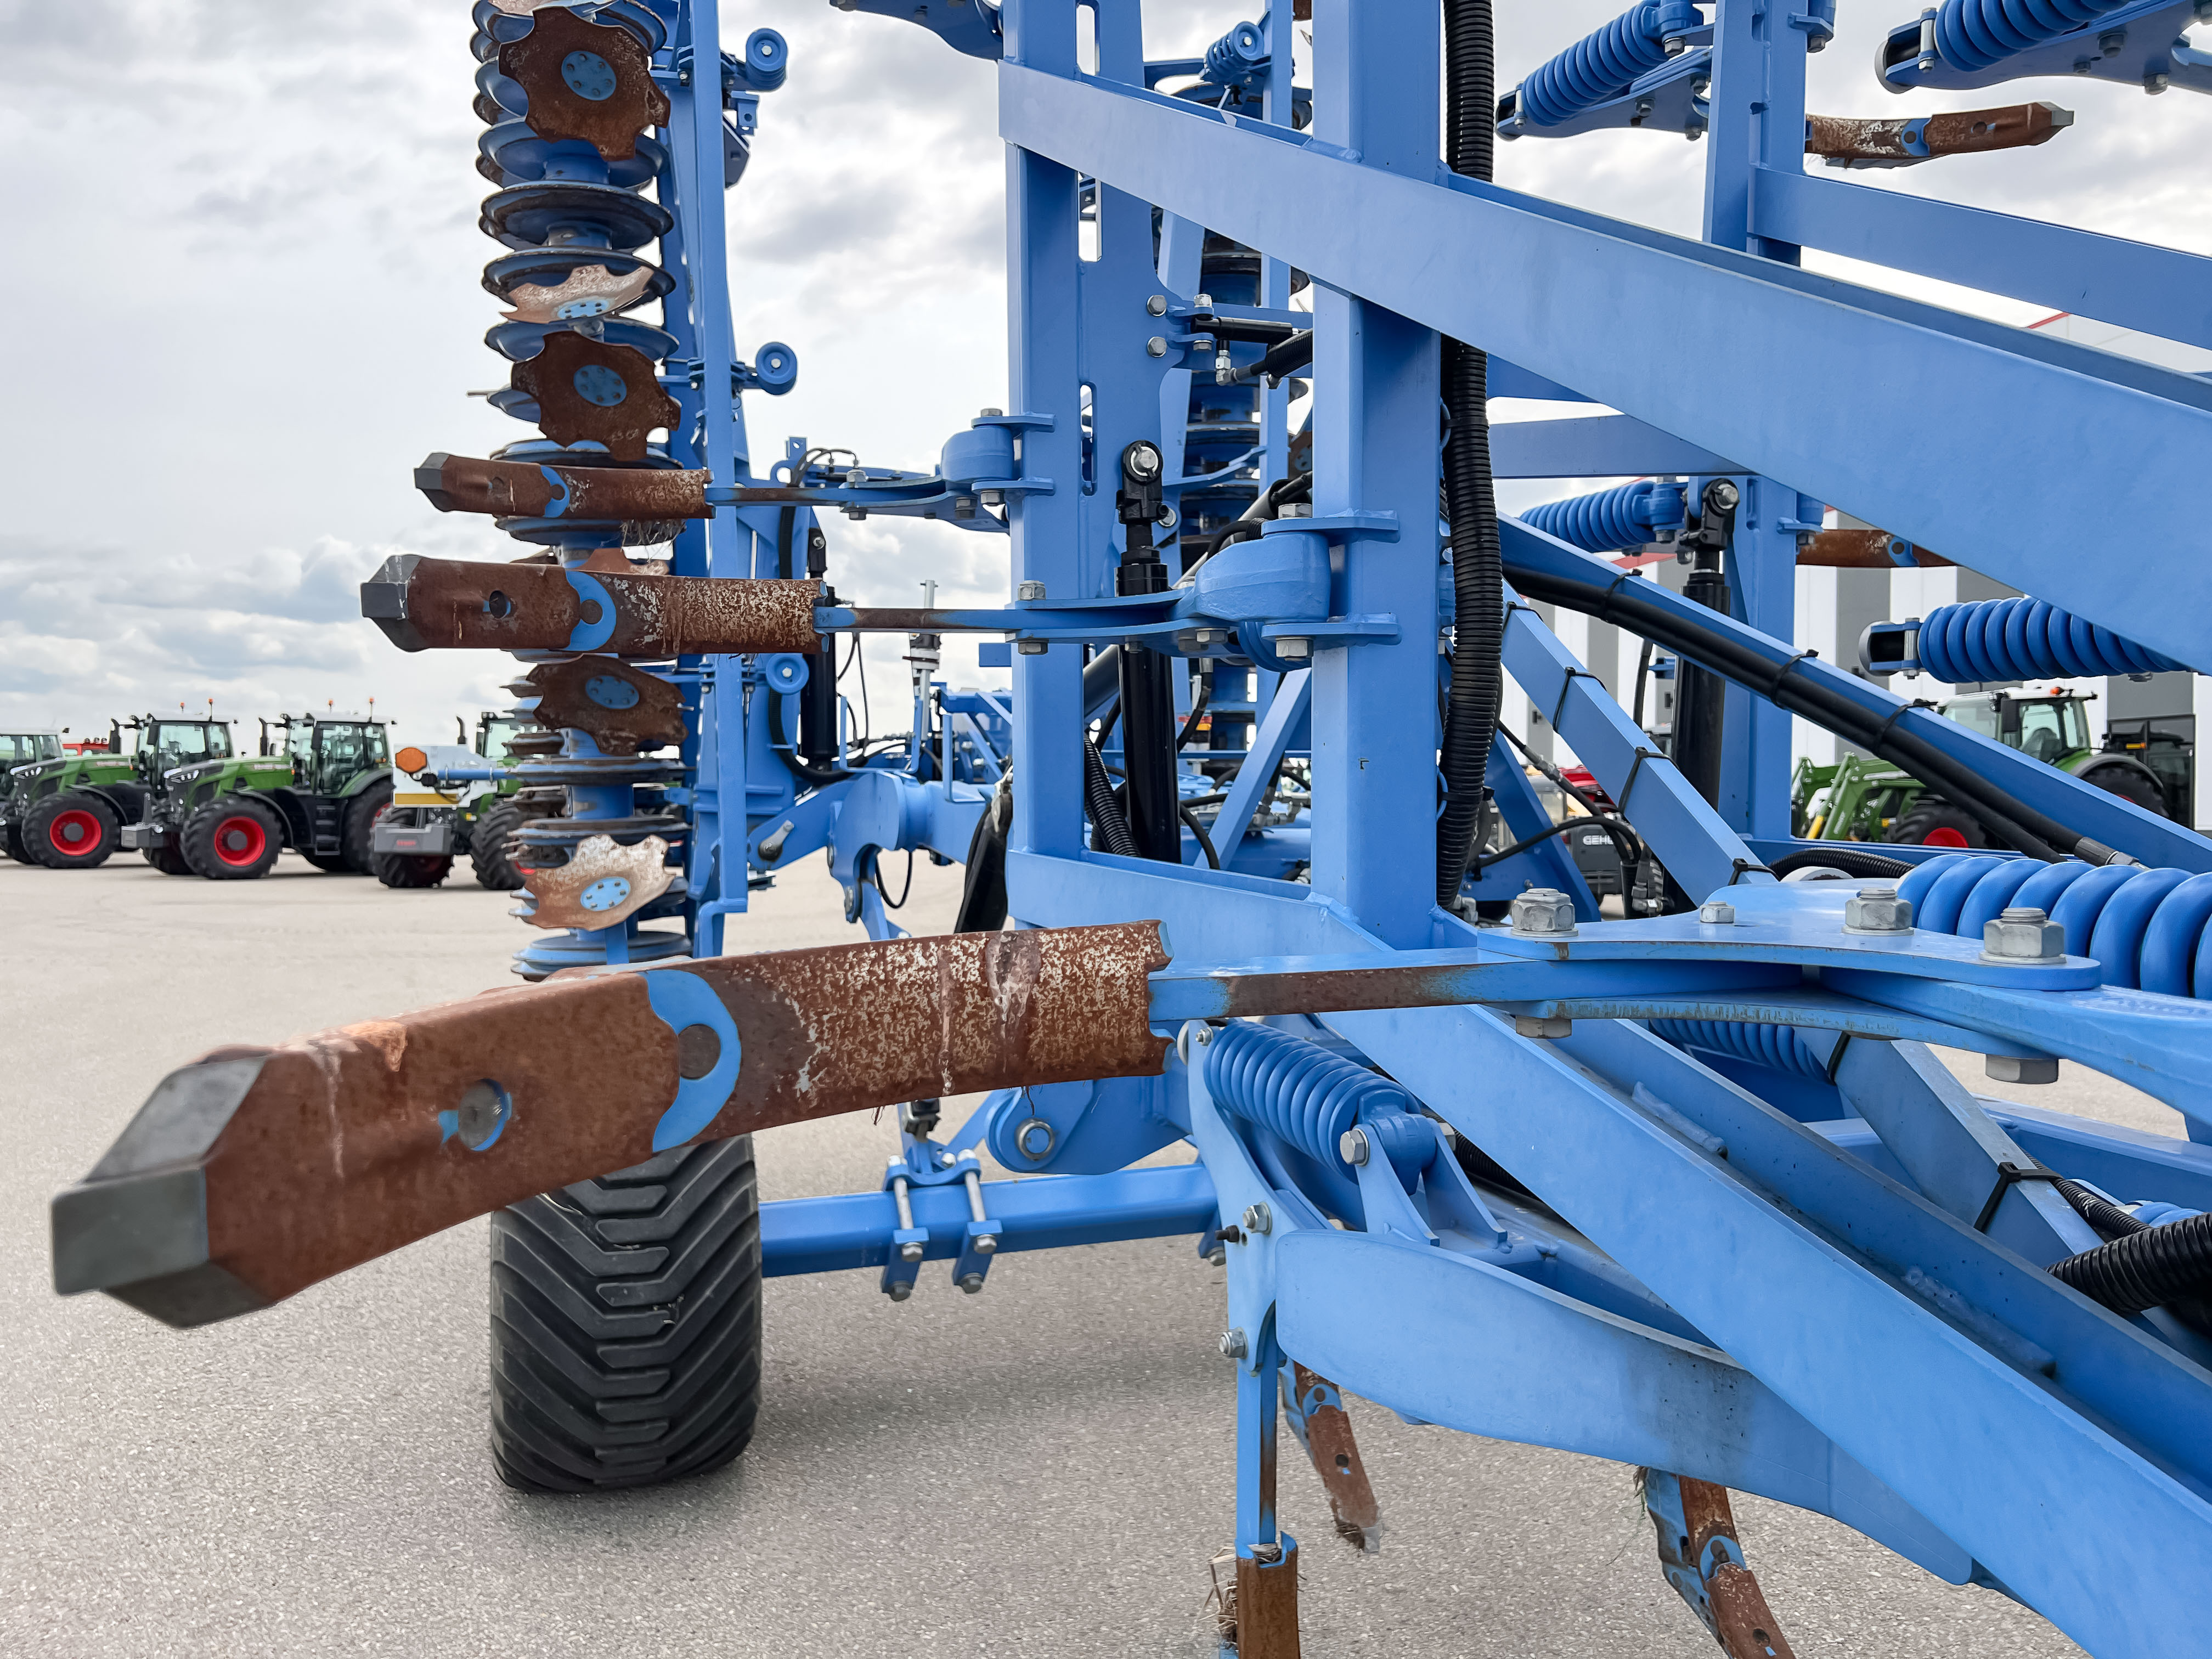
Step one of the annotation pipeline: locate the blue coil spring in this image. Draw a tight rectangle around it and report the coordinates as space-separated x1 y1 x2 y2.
1649 1019 1829 1078
1202 18 1268 87
1522 480 1688 552
1900 853 2212 997
1932 0 2131 74
1915 597 2183 685
1205 1022 1412 1167
1517 1 1699 128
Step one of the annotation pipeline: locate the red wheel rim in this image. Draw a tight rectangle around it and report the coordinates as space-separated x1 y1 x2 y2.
49 808 101 856
1921 826 1970 848
212 815 268 867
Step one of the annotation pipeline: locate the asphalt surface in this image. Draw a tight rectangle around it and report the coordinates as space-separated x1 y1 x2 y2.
0 851 2122 1657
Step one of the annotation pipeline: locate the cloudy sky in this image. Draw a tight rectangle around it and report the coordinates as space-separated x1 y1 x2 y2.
2 0 2204 742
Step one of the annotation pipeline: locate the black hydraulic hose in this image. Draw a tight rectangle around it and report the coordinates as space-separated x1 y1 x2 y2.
2051 1177 2148 1243
1176 680 1212 750
768 506 849 786
1505 562 2118 865
1242 329 1315 387
1630 636 1655 729
1474 812 1641 874
1084 737 1139 857
1770 847 1912 881
1180 803 1222 870
954 783 1010 933
1436 0 1502 908
2047 1209 2212 1318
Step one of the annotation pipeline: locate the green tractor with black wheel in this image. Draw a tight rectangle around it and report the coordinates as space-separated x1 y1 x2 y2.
1790 687 2172 848
0 731 66 862
125 712 394 881
4 715 235 871
370 710 537 890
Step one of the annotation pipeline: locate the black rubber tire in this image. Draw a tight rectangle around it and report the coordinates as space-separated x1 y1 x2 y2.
489 1138 763 1494
142 840 195 877
2079 764 2169 819
1884 799 1987 850
368 805 453 887
470 798 528 891
25 792 120 870
182 796 284 880
2 820 29 862
341 780 394 873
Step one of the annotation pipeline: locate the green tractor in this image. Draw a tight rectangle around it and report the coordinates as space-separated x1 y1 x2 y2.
1792 688 2170 848
124 712 394 880
3 715 233 870
0 731 65 861
369 710 537 889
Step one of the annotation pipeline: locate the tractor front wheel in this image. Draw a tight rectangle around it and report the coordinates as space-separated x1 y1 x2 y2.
489 1137 763 1493
1885 800 1985 850
142 840 194 877
370 806 453 889
2 820 30 862
25 792 120 870
342 780 394 873
2079 764 2169 819
182 797 284 880
470 799 527 890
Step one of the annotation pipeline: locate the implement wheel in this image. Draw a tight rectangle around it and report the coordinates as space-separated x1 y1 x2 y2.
369 806 452 888
182 797 283 880
470 798 527 891
489 1137 762 1493
26 792 119 870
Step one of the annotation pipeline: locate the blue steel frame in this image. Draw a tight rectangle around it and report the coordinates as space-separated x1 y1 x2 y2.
480 0 2212 1651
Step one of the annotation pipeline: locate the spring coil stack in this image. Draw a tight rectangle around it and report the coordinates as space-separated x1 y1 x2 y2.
1929 0 2135 73
1911 596 2185 685
1899 853 2212 996
1523 480 1688 554
469 0 696 977
1514 0 1701 128
1647 1019 1829 1078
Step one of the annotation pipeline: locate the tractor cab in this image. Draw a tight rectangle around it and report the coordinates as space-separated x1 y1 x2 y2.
476 711 531 763
1939 688 2094 768
266 714 391 797
116 715 234 786
1 731 63 776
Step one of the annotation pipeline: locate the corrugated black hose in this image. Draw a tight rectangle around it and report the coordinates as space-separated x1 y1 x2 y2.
1436 0 1503 908
1084 737 1139 857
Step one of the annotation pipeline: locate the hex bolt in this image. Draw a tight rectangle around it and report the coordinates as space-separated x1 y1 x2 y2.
1251 1542 1284 1564
1276 637 1312 660
1016 640 1048 656
1219 1327 1249 1361
1987 1053 2062 1085
979 406 1003 417
1510 887 1578 938
1146 294 1168 316
899 1240 925 1262
1698 899 1736 926
1242 1202 1273 1237
1983 905 2064 964
1843 883 1914 935
1017 579 1046 601
1339 1126 1371 1167
885 1279 913 1302
958 1273 985 1295
845 467 867 486
1146 336 1168 358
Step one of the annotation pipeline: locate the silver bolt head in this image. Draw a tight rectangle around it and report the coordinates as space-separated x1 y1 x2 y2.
1241 1202 1273 1236
1510 887 1578 937
1193 1024 1213 1045
979 407 1003 417
1986 1053 2061 1084
1146 336 1168 358
1015 640 1048 656
1016 579 1046 601
845 467 867 486
885 1279 912 1301
1204 1245 1227 1267
1219 1327 1249 1359
1983 906 2063 963
1276 637 1312 660
958 1272 985 1295
1514 1014 1572 1039
974 1233 997 1254
899 1240 926 1263
1697 899 1735 926
1146 294 1167 316
1843 884 1914 934
1339 1126 1370 1167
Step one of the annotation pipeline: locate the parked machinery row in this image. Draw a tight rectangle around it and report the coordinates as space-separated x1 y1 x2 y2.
49 2 2212 1656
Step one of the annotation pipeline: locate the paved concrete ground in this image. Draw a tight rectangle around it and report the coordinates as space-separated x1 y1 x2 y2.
0 851 2122 1657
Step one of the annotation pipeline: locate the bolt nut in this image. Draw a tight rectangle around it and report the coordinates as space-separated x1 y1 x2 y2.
899 1240 926 1263
1510 887 1578 938
1843 883 1914 934
885 1279 913 1301
1016 579 1046 601
1983 905 2063 964
958 1272 985 1295
979 406 1003 417
1339 1126 1371 1167
1514 1014 1572 1039
1219 1327 1249 1360
1146 336 1167 358
1250 1542 1284 1564
1146 294 1168 316
1276 637 1312 660
1204 1244 1227 1267
1987 1053 2061 1085
1697 899 1736 926
1013 1116 1056 1160
974 1233 998 1255
1242 1202 1273 1236
1015 640 1048 656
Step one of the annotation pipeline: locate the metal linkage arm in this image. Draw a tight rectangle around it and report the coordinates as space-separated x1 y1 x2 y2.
52 924 1167 1327
412 451 710 522
1804 101 2070 168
